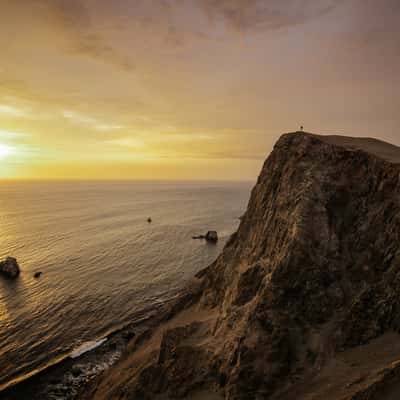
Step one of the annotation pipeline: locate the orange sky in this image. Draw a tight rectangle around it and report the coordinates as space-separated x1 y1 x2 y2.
0 0 399 180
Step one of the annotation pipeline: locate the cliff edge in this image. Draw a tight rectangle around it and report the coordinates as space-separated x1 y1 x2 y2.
88 132 400 400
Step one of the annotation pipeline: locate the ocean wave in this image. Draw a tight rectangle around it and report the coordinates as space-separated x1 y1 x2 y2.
70 338 108 359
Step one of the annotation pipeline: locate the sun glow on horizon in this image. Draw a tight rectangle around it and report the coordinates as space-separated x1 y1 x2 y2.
0 143 15 159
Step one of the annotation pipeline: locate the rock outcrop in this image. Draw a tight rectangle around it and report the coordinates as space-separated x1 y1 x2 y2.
0 257 20 279
205 231 218 243
193 231 219 243
88 132 400 400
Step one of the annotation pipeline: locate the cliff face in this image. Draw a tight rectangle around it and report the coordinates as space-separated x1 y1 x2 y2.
90 132 400 400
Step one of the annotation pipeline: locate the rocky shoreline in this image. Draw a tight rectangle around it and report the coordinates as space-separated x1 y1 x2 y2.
0 289 195 400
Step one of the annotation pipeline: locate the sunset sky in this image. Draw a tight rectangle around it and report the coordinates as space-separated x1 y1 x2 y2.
0 0 399 180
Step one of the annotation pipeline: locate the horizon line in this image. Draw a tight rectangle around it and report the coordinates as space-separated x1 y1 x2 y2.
0 177 256 184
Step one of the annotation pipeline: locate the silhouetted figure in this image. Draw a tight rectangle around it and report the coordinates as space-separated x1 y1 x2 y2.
300 126 304 131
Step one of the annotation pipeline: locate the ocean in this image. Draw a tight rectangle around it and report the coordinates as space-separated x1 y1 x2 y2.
0 180 252 392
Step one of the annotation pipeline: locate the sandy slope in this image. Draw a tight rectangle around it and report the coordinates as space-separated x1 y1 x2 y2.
276 332 400 400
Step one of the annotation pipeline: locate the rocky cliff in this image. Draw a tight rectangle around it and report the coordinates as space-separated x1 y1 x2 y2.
88 132 400 400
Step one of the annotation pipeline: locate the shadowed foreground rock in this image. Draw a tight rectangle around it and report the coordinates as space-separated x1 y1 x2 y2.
0 257 20 279
87 132 400 400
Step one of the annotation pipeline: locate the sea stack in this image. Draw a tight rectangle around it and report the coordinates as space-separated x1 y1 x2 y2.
0 257 20 279
87 132 400 400
205 230 218 243
192 231 219 242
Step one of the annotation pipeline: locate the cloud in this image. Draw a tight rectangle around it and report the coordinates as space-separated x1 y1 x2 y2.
155 133 213 142
0 105 28 117
352 0 400 48
163 152 264 160
0 128 35 161
29 0 344 60
0 142 38 161
0 76 51 104
197 0 340 32
104 132 212 149
62 110 123 131
0 129 30 139
71 34 135 71
30 0 136 71
105 137 146 149
0 143 15 159
2 0 343 83
123 0 342 43
321 0 400 81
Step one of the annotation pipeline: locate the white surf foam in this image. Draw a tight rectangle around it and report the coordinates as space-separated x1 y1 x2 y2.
70 338 108 359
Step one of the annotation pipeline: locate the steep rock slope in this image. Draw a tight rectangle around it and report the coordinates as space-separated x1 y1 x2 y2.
89 132 400 400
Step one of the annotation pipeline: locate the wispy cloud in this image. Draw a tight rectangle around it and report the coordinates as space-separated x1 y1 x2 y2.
0 143 38 161
24 0 343 65
38 0 135 71
70 34 135 71
0 143 15 159
0 128 30 139
105 132 213 148
198 0 341 32
105 137 146 149
62 110 123 131
0 129 36 161
156 133 213 142
0 105 29 117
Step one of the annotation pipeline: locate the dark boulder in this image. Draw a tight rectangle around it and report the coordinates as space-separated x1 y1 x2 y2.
0 257 20 279
192 231 218 242
205 231 218 242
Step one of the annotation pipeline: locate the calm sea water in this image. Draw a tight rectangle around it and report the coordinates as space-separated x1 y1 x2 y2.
0 180 252 391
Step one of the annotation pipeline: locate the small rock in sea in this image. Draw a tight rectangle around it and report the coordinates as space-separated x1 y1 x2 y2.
34 271 42 279
192 231 218 242
205 231 218 243
0 257 20 279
